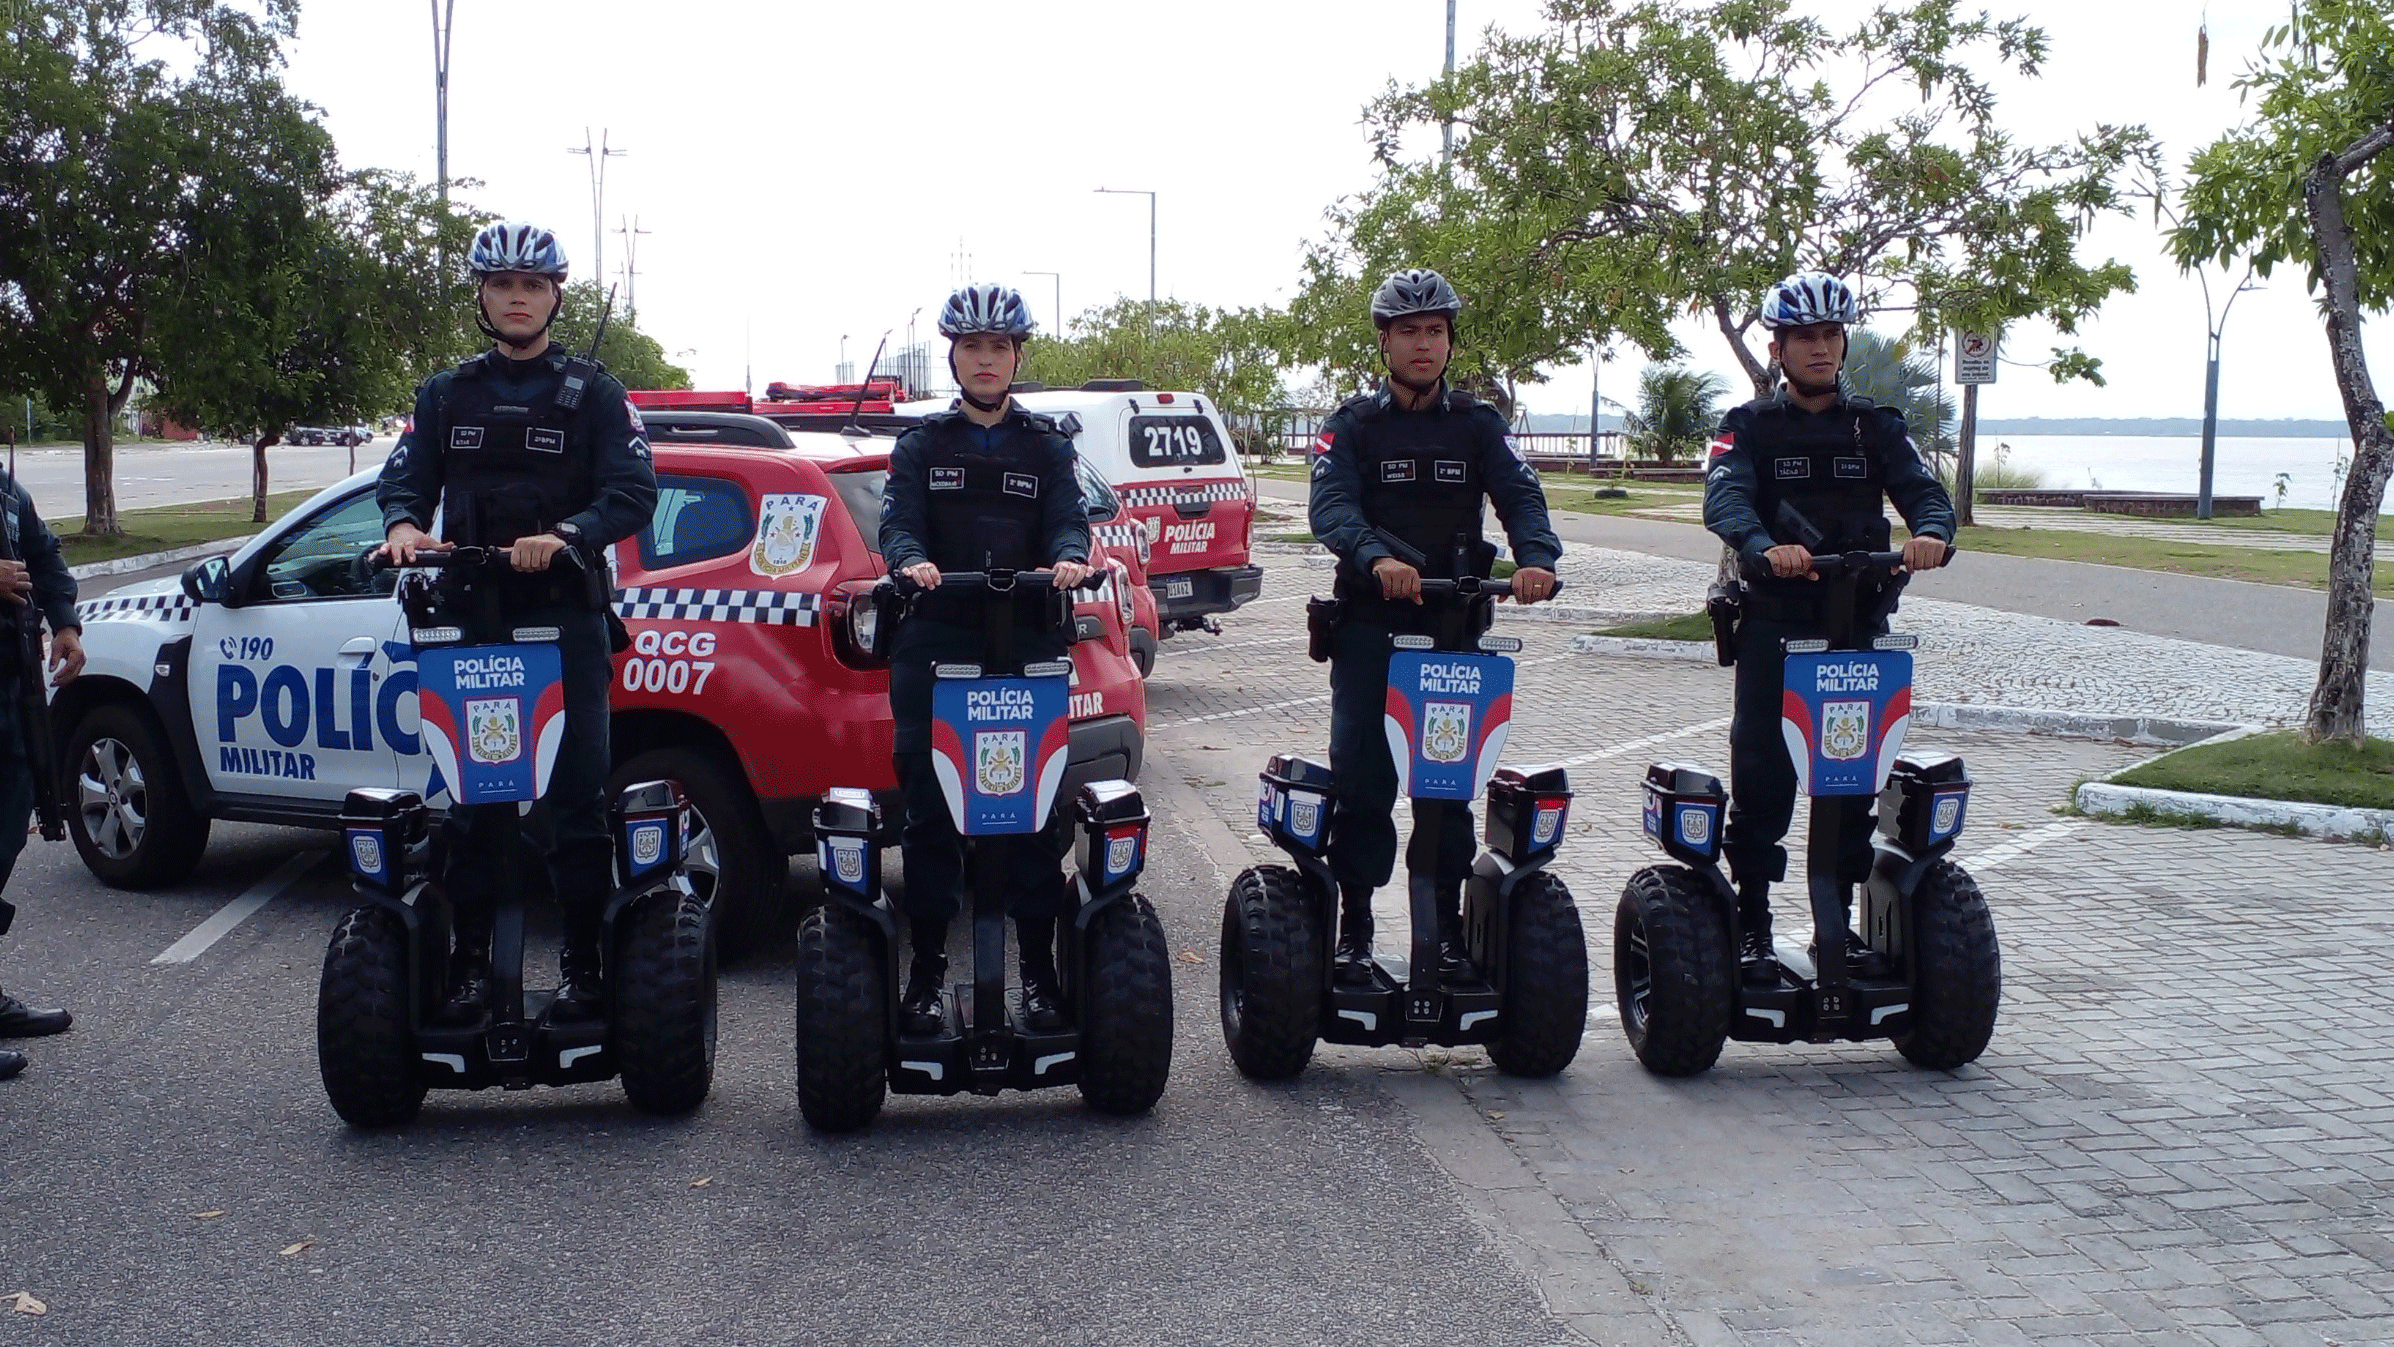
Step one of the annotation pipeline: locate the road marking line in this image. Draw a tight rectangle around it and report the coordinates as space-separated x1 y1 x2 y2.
1965 819 2085 873
1546 715 1734 770
152 851 324 965
1159 693 1333 729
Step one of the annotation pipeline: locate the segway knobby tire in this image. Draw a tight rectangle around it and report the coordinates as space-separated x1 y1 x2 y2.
1078 892 1174 1116
317 905 426 1128
1892 858 2001 1071
1218 865 1322 1081
1487 870 1588 1077
615 889 718 1115
794 903 887 1131
1614 865 1733 1077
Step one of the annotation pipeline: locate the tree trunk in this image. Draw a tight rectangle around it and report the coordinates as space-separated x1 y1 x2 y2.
252 435 274 523
80 374 118 536
1710 295 1772 586
2299 124 2394 746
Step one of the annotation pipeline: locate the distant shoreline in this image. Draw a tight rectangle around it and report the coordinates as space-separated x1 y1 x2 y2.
1518 414 2360 438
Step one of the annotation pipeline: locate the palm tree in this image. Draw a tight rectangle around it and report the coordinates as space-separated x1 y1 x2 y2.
1842 329 1955 473
1626 366 1728 462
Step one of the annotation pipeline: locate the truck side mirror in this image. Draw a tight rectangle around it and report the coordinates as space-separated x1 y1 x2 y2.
181 556 230 605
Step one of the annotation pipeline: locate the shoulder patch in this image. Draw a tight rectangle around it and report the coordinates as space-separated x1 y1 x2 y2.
1312 430 1336 456
1708 431 1736 459
623 397 645 433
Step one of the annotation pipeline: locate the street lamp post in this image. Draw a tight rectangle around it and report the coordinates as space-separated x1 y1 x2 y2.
2196 273 2260 520
568 129 626 293
1025 271 1063 335
1093 188 1156 303
429 1 455 204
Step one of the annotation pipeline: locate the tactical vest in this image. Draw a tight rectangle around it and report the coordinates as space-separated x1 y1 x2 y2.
1349 392 1488 580
1744 396 1896 552
917 421 1050 574
438 353 596 550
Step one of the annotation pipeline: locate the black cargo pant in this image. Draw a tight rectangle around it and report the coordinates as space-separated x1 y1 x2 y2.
1722 610 1885 915
441 606 616 954
887 618 1073 925
1324 618 1474 900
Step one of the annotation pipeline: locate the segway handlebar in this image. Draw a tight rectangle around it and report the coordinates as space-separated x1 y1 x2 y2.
366 543 589 572
889 567 1108 595
1413 575 1563 600
1740 548 1943 582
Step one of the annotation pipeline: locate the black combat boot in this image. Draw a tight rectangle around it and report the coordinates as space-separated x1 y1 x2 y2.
1736 881 1780 986
1333 886 1376 986
1017 917 1066 1032
0 988 72 1038
0 1048 26 1080
900 954 950 1037
1434 889 1480 983
1811 888 1890 980
436 919 493 1026
550 905 606 1022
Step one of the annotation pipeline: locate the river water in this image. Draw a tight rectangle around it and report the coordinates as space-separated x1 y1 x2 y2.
1976 435 2384 513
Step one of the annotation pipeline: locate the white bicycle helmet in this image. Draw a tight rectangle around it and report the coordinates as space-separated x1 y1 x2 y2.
1370 268 1462 328
467 221 569 280
1759 272 1858 329
937 284 1036 339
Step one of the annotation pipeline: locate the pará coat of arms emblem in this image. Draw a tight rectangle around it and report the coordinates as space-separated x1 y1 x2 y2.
975 731 1027 796
750 494 825 577
466 698 522 765
1822 700 1870 761
1423 701 1471 765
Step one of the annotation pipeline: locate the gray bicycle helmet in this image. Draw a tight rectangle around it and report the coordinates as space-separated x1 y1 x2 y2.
937 283 1036 339
467 221 569 279
1370 268 1461 328
1759 271 1858 330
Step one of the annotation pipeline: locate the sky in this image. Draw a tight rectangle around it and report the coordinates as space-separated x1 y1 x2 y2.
275 0 2392 427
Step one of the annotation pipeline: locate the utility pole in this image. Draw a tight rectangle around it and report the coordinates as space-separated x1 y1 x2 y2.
1441 0 1458 166
614 214 652 317
430 0 456 204
2195 273 2258 520
1094 189 1156 303
568 129 626 291
1587 341 1601 473
1025 270 1063 335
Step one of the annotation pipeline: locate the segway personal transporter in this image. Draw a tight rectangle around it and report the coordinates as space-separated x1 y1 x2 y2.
1614 549 2000 1076
316 546 717 1126
1219 571 1588 1080
794 568 1173 1131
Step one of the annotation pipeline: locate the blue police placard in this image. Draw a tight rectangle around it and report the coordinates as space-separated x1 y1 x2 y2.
1779 650 1913 797
1381 652 1514 802
416 643 567 805
929 675 1072 836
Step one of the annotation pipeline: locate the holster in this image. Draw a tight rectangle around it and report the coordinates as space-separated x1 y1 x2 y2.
1706 583 1742 668
1305 596 1343 663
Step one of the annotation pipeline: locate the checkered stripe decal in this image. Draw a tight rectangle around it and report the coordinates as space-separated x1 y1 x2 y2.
613 587 820 626
77 593 194 624
1093 523 1143 553
1117 479 1251 508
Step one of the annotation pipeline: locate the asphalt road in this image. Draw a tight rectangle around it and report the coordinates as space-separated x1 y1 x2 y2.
13 441 392 519
1259 479 2394 671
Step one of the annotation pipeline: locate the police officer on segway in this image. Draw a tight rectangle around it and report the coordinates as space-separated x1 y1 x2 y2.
1308 268 1562 987
1701 271 1954 985
374 220 658 1024
879 283 1094 1039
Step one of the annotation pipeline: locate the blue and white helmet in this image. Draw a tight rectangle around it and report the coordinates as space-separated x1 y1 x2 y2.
1759 272 1858 330
937 284 1035 339
467 221 569 280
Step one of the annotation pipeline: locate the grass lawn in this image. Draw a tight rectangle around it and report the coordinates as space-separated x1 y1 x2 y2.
1937 523 2394 596
1540 479 1707 518
52 491 315 567
1592 611 1714 641
2112 731 2394 811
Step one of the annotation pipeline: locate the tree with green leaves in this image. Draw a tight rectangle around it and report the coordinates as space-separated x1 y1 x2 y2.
1625 366 1727 462
1843 330 1956 470
0 0 329 535
1292 0 2159 404
549 280 693 395
1029 299 1285 440
2174 0 2394 745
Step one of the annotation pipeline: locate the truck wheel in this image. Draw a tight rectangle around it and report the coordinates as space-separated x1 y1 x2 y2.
1614 865 1733 1077
1218 865 1322 1081
609 746 785 961
613 889 717 1115
1078 893 1173 1115
1893 859 2001 1071
1487 870 1588 1078
794 903 886 1132
67 702 210 889
317 905 425 1127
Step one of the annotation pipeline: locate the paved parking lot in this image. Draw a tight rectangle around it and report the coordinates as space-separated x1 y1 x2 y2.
1143 550 2394 1346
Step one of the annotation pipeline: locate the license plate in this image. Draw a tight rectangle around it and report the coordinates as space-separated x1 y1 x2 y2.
1164 577 1194 599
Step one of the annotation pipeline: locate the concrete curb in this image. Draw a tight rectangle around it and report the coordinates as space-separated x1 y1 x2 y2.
69 535 256 582
1570 633 1716 663
2075 780 2394 843
1908 702 2244 748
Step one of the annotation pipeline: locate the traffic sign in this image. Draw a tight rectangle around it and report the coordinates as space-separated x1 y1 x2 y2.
1955 332 1998 384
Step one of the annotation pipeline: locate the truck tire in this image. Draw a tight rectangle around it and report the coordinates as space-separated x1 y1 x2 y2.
794 903 887 1132
67 701 210 889
1486 870 1588 1078
1077 892 1173 1115
1614 865 1733 1077
609 746 785 961
613 888 717 1115
317 905 425 1127
1893 859 2001 1071
1218 865 1322 1081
